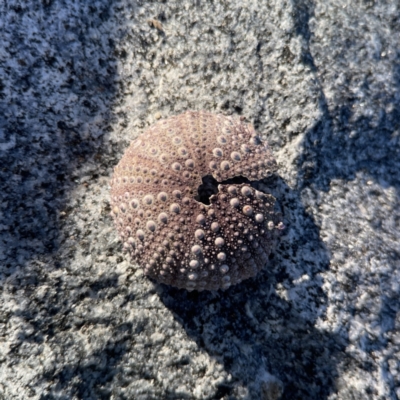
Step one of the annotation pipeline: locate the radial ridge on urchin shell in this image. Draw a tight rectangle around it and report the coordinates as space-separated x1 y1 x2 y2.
110 110 283 291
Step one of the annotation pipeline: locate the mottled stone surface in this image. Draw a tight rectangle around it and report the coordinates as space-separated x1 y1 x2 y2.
0 1 399 399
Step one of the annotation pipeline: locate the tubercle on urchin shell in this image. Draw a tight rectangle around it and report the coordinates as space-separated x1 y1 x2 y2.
110 110 283 291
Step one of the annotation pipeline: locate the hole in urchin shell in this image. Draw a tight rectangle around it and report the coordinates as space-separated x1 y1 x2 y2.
195 174 278 205
196 175 219 205
196 175 251 205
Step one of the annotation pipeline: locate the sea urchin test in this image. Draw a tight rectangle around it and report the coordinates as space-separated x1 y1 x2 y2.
110 111 283 291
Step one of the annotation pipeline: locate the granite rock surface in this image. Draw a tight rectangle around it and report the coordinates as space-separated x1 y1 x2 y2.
0 1 399 399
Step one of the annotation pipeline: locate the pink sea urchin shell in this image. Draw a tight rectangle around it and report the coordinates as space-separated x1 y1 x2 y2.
110 111 282 291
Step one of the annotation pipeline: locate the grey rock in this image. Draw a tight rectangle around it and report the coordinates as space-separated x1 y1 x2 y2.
0 1 399 399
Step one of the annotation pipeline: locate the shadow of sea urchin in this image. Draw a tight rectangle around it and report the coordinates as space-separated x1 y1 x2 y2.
110 111 283 291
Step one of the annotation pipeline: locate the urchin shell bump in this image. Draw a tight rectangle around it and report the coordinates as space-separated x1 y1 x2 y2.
110 111 283 291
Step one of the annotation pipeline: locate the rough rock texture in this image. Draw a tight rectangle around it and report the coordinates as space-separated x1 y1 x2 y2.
110 111 283 290
1 1 399 399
